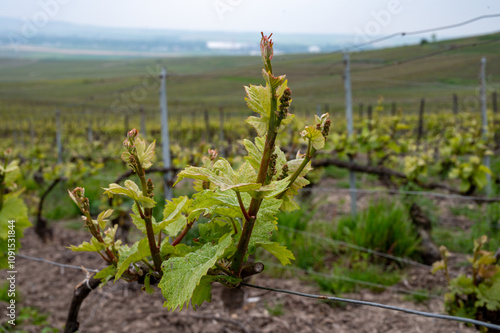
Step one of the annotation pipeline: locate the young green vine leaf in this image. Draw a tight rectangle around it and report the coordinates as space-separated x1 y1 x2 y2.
0 149 31 269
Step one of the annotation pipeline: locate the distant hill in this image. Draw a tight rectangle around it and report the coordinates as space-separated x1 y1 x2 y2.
0 30 498 118
0 16 424 58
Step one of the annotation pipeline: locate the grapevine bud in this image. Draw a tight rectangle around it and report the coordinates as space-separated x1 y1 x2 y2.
73 187 84 198
127 128 138 140
69 187 90 214
129 155 137 165
278 88 292 120
267 153 277 179
128 155 140 173
277 163 289 180
260 32 274 73
124 129 138 149
322 119 331 138
208 149 218 161
439 245 450 260
147 178 154 198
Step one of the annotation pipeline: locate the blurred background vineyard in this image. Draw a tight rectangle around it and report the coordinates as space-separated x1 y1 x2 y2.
1 24 500 331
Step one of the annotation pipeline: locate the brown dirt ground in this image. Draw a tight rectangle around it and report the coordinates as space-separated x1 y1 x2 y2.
0 223 479 333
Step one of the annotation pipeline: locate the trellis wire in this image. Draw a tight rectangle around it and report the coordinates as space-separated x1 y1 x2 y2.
349 37 500 75
262 261 440 299
340 13 500 53
277 225 432 270
300 186 500 202
13 252 500 330
241 282 500 331
16 253 99 273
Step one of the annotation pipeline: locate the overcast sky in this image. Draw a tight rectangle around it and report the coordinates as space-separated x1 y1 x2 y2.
1 0 500 38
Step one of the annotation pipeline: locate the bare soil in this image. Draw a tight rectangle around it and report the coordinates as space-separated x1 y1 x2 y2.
0 223 478 333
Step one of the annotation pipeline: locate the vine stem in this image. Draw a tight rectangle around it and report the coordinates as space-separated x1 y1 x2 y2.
236 191 251 222
0 158 7 211
276 142 315 200
134 200 145 219
64 275 101 333
37 176 65 222
82 211 117 264
215 262 233 276
0 175 4 211
171 220 194 246
135 161 162 272
96 250 110 263
142 259 155 271
443 262 451 285
231 70 280 275
472 244 480 286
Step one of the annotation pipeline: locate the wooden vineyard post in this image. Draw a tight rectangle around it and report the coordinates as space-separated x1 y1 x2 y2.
316 104 321 117
12 125 17 147
140 106 147 137
160 67 172 201
204 108 210 143
367 105 373 130
367 104 373 166
19 123 24 147
493 92 500 147
493 91 498 114
56 109 62 164
343 52 357 217
124 113 129 137
219 105 224 157
417 98 425 150
1 116 6 139
29 118 35 145
453 93 458 115
87 111 93 143
359 103 364 119
479 57 492 196
177 112 183 130
88 120 93 143
391 102 396 116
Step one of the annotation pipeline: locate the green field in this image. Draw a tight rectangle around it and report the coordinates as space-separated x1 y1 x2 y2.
2 32 500 332
0 32 499 124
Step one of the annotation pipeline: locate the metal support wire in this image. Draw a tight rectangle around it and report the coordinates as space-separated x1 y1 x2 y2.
262 261 440 299
277 225 431 270
16 253 99 273
300 186 500 202
242 282 500 331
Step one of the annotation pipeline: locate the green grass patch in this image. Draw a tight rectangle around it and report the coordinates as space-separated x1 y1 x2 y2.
0 282 58 332
323 165 350 179
265 301 285 316
313 260 401 295
333 200 420 259
271 202 334 270
433 215 500 253
402 289 434 303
